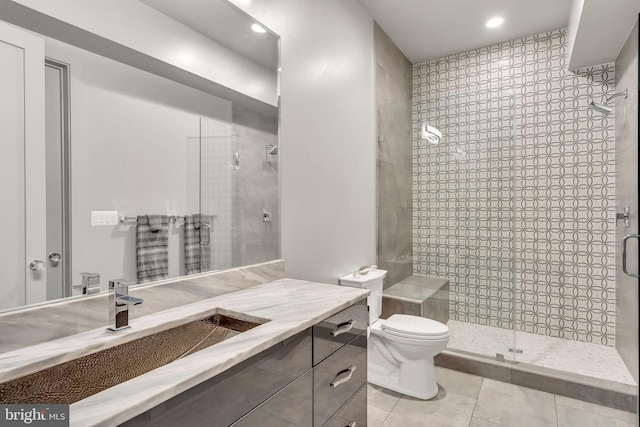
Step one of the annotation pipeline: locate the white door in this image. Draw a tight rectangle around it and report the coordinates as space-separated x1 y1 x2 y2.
0 21 46 310
45 60 69 300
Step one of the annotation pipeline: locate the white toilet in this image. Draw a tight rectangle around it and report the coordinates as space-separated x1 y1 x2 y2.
339 268 449 400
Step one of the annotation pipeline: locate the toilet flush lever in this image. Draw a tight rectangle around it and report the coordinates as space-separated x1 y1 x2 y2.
330 319 355 337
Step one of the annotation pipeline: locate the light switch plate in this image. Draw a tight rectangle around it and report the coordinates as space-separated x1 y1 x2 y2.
91 211 119 226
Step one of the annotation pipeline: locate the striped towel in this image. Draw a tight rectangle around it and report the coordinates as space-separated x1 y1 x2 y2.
184 214 211 274
136 215 169 283
184 215 200 275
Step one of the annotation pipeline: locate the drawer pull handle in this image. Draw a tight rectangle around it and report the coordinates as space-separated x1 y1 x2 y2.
330 365 356 388
331 319 355 337
345 422 356 427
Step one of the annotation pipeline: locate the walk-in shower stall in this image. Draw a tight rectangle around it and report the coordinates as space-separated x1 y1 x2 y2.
376 28 638 395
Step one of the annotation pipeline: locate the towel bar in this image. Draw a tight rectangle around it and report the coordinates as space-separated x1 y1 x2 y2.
119 215 217 224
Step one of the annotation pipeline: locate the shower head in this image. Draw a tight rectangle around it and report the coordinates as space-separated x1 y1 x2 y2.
588 89 628 115
589 102 613 115
420 122 442 145
265 144 278 158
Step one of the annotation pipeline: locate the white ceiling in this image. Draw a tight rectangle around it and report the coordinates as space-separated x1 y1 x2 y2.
358 0 572 63
140 0 278 70
568 0 640 70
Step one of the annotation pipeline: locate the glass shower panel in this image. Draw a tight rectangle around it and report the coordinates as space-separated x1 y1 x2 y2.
199 117 240 272
377 100 413 287
414 82 516 361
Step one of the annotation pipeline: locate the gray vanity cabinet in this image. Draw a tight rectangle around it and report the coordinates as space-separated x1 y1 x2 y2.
231 370 313 427
120 329 312 427
314 334 367 426
312 302 368 364
312 301 368 427
120 299 368 427
323 384 367 427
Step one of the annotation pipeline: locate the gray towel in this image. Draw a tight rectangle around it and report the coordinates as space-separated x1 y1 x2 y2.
148 214 164 231
184 214 211 274
136 215 169 283
184 215 200 275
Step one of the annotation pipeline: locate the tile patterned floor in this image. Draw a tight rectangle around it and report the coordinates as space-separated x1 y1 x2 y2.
368 367 638 427
447 320 637 385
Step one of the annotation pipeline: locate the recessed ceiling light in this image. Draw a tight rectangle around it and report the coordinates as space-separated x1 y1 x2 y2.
486 17 504 28
251 23 267 33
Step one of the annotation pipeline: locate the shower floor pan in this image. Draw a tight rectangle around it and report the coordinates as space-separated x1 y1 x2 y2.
440 320 637 412
0 313 263 404
446 320 636 385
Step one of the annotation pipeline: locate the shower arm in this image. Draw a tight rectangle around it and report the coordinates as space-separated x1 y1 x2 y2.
604 89 628 103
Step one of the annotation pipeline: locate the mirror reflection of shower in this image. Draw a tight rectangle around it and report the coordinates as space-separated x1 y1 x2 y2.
265 144 278 161
420 121 442 145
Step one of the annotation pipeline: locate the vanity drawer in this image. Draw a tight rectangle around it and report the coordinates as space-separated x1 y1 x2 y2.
314 333 367 426
313 300 367 365
324 383 367 427
121 329 311 427
231 369 313 427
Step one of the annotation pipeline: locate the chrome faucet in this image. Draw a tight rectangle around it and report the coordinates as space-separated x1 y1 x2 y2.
107 279 143 332
73 272 101 295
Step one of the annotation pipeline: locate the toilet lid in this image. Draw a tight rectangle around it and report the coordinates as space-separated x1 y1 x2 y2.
381 314 449 338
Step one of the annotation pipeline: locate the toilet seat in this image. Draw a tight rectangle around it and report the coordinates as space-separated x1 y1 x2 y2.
381 314 449 340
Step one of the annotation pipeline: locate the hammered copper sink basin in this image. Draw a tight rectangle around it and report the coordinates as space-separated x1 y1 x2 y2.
0 313 264 404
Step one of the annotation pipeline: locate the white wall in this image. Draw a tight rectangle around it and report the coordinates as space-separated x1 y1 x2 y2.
229 0 377 283
567 0 640 70
44 37 232 289
7 0 277 107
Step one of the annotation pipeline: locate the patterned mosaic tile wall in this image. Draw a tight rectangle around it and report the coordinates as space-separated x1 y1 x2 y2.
200 119 240 271
412 29 616 346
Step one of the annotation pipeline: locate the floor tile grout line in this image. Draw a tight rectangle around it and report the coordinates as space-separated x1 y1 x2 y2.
378 407 392 427
388 392 403 413
468 377 484 427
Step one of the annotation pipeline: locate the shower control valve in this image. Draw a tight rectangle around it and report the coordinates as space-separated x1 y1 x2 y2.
263 208 272 222
616 205 631 228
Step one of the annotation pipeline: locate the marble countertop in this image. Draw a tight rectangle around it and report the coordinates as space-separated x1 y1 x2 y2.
0 260 285 353
0 278 369 426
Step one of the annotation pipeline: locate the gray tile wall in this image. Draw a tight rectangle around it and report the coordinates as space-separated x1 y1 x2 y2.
374 22 413 289
413 29 617 346
232 104 280 266
614 18 639 382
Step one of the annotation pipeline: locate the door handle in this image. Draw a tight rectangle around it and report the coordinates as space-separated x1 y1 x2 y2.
622 234 640 278
29 260 45 271
48 252 62 263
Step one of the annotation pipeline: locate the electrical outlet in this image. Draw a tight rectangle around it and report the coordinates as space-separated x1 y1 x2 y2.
91 211 119 226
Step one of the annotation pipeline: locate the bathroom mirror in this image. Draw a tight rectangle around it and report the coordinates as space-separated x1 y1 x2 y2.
0 0 280 311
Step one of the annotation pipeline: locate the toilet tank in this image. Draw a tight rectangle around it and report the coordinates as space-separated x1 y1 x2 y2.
339 269 387 323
